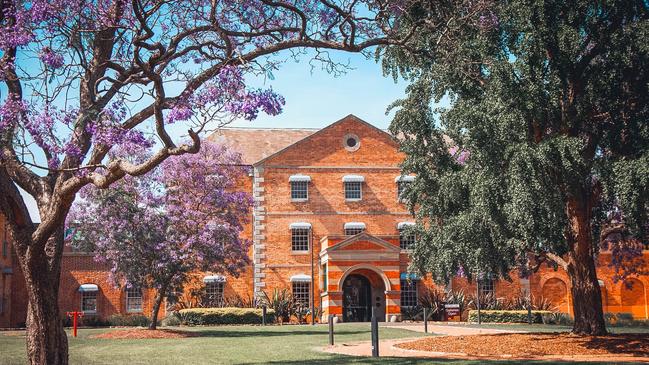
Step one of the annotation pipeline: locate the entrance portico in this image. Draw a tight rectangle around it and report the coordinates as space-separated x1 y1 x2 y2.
320 232 402 322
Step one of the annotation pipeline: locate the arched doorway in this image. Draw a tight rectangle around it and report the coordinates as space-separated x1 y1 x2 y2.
342 274 372 322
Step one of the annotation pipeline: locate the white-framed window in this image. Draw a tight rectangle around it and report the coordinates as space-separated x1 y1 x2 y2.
205 281 225 307
400 279 418 307
81 291 97 313
291 228 310 252
399 232 416 250
398 222 416 250
125 287 143 312
289 175 310 201
344 182 362 200
397 181 411 201
291 181 308 200
292 281 310 306
342 175 364 201
344 222 365 236
395 176 415 202
479 278 495 296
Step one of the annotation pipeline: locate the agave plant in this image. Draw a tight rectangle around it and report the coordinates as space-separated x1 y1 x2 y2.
260 288 293 323
418 287 446 320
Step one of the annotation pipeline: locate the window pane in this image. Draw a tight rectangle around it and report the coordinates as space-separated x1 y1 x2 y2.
292 282 310 307
344 182 361 200
291 228 310 251
291 181 308 200
400 279 418 307
479 279 495 296
399 232 416 250
344 228 363 236
205 282 224 307
397 181 411 201
126 287 143 312
82 292 97 312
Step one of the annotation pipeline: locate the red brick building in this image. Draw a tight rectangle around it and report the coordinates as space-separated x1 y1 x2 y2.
1 114 648 327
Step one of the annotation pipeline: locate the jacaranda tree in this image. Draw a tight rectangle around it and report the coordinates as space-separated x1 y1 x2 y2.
0 0 425 363
68 142 251 330
385 0 648 335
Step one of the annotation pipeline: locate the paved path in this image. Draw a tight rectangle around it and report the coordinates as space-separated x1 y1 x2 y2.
320 323 649 363
384 322 524 336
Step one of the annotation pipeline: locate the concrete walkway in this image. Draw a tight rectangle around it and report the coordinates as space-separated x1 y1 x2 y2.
321 323 523 359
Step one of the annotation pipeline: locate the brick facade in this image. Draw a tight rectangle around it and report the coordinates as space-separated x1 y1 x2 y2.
1 114 648 327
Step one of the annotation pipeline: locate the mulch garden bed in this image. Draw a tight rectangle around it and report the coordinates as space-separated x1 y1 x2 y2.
396 333 649 358
91 329 198 339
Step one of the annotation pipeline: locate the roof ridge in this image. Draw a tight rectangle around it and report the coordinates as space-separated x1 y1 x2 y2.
216 126 320 131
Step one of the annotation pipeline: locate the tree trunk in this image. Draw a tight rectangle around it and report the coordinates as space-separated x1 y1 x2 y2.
21 233 69 364
566 197 607 335
148 285 167 330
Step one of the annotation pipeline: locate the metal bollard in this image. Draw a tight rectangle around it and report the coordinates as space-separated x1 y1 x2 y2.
423 307 428 333
371 307 379 357
328 315 334 345
262 305 267 326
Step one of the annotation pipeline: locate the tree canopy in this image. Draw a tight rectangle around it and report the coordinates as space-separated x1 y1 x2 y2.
385 0 648 335
68 142 251 329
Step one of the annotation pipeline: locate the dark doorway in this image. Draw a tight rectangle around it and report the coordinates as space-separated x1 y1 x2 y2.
342 274 372 322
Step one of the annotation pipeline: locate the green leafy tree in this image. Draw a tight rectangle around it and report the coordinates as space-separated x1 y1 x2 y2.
384 0 648 335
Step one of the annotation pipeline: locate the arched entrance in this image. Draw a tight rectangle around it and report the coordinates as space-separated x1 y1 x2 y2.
341 270 387 322
342 274 372 322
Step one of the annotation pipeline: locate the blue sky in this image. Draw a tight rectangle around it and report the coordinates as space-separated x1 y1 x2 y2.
226 50 408 130
22 50 409 222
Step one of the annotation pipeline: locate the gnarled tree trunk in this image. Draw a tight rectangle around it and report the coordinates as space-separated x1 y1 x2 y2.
566 196 607 335
18 229 69 364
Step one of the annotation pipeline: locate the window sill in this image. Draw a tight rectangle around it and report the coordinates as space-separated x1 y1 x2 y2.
345 198 362 202
291 251 311 255
126 309 143 313
82 310 97 314
291 199 308 203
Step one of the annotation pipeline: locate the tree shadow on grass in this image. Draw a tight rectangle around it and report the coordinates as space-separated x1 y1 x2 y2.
185 329 369 338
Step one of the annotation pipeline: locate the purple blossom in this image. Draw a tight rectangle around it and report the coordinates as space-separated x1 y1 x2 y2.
39 47 64 69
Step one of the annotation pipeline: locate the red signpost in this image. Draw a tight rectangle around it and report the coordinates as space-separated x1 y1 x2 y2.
66 311 84 337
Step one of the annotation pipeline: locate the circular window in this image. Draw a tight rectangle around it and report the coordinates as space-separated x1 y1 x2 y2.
343 134 360 151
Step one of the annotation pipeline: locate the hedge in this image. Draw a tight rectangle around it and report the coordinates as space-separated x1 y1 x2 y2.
468 310 553 323
178 307 275 325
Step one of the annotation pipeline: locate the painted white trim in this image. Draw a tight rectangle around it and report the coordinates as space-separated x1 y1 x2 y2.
289 174 311 182
290 274 312 282
203 275 226 283
342 175 365 182
78 284 98 292
397 222 415 230
343 222 366 230
289 222 312 230
394 175 415 182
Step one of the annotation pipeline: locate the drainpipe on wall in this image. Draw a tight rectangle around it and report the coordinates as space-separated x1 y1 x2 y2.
310 228 315 325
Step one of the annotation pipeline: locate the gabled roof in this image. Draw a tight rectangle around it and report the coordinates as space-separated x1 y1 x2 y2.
253 114 399 166
326 232 401 253
206 127 317 165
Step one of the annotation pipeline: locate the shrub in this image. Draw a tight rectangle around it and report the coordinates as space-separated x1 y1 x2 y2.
161 313 182 327
542 312 573 325
468 310 553 323
178 307 275 325
80 315 110 327
107 314 151 327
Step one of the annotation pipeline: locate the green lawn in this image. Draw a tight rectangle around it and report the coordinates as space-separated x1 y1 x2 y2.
0 323 643 365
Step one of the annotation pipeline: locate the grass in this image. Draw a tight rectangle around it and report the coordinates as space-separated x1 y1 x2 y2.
1 323 645 365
